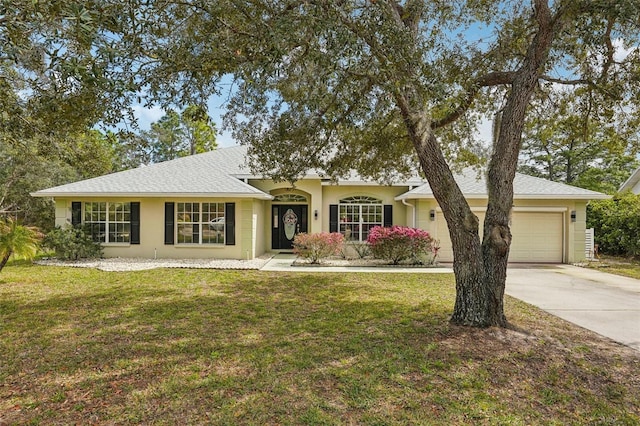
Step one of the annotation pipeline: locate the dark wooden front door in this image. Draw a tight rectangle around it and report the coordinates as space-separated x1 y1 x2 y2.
272 205 308 250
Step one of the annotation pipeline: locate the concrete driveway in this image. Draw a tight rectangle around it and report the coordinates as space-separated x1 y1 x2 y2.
506 265 640 351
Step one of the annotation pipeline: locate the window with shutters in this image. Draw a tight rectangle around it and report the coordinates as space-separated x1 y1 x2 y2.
84 202 131 243
176 202 225 244
338 196 383 242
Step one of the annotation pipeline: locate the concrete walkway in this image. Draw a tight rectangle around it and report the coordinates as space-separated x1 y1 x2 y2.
261 256 640 351
260 254 454 273
506 265 640 351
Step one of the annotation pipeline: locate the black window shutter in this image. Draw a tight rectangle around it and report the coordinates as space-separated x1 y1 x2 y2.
225 203 236 245
130 202 140 244
71 202 82 226
164 202 174 245
329 204 338 233
383 205 393 227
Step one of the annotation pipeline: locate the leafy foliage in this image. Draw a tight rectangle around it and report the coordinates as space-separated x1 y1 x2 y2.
519 88 640 193
349 242 372 259
0 126 119 229
367 226 437 265
587 192 640 257
293 232 344 264
144 106 217 163
0 217 42 273
43 227 103 261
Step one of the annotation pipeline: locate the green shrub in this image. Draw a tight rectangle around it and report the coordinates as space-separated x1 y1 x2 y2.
588 192 640 257
293 232 344 264
43 226 103 260
367 226 436 265
351 241 371 259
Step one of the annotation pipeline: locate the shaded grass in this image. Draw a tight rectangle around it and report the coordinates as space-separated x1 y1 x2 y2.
586 255 640 280
1 264 639 425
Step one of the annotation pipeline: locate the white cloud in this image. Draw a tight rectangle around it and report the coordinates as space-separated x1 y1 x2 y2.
613 38 635 62
477 116 494 145
132 105 165 130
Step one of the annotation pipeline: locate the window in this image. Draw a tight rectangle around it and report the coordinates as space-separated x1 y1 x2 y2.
177 202 225 244
339 196 383 242
273 193 308 203
108 202 131 243
84 202 131 243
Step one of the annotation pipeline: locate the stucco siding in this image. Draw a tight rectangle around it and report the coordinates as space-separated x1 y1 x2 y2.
415 199 587 263
54 197 252 259
320 185 409 232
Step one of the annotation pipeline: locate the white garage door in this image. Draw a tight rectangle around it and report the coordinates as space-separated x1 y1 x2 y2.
509 212 563 263
434 211 564 263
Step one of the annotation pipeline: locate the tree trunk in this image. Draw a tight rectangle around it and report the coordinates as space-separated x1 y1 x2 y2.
0 251 12 273
395 102 494 326
480 0 561 328
394 0 561 328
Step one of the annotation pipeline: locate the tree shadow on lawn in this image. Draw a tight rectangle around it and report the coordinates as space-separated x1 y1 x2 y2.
1 268 639 424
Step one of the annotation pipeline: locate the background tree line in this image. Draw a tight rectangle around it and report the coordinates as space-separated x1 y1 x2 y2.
0 102 216 229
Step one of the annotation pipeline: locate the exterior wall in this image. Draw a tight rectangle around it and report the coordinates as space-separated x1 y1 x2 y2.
252 199 266 259
54 197 259 259
52 188 588 263
320 185 409 232
249 180 411 250
414 198 588 263
571 201 588 262
54 200 71 228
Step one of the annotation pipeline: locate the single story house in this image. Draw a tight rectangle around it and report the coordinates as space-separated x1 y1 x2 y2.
32 145 608 263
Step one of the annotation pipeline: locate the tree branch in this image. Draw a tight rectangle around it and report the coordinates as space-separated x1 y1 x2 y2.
431 71 515 130
601 17 616 81
539 75 593 85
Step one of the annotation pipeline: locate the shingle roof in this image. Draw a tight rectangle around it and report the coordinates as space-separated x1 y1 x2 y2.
395 168 609 200
32 146 272 199
32 146 608 201
32 145 424 197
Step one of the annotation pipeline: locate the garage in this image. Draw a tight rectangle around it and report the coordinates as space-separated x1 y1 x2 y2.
509 211 564 263
434 210 564 263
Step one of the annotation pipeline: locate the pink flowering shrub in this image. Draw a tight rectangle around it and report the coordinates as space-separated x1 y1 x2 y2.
293 232 345 264
367 226 437 265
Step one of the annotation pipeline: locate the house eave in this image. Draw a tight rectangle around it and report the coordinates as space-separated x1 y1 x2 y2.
395 193 611 201
30 191 274 200
619 167 640 192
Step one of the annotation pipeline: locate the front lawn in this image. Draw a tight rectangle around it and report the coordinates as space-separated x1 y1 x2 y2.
1 264 639 424
586 255 640 280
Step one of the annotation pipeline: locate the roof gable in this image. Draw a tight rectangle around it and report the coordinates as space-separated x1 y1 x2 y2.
32 146 271 199
396 168 609 200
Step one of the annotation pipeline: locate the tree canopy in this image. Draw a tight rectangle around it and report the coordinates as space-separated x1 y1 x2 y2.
144 106 217 163
3 0 640 326
519 66 640 193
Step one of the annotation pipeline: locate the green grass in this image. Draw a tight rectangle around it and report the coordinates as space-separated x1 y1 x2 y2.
1 263 639 424
586 255 640 280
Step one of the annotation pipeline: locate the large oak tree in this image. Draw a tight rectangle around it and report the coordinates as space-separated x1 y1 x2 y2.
4 0 640 326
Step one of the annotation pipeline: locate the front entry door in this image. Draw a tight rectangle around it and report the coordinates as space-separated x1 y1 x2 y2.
272 205 308 250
